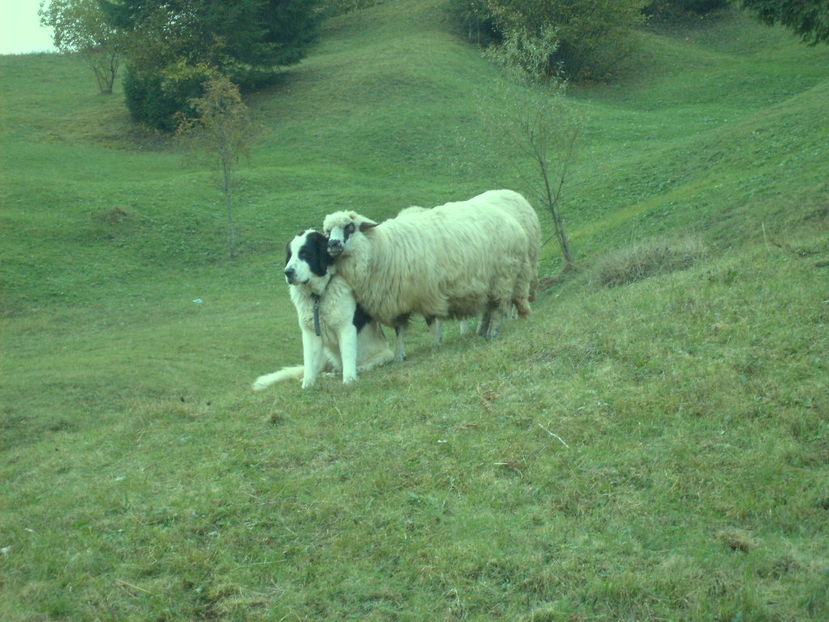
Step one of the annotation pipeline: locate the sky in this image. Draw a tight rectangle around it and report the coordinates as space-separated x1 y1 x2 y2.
0 0 57 55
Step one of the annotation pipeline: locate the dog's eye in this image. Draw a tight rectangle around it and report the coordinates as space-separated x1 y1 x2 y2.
345 223 355 234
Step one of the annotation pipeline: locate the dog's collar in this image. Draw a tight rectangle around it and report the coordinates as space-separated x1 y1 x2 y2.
309 273 334 337
311 293 322 336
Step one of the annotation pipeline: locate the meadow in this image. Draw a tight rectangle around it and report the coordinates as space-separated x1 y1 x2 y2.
1 1 827 620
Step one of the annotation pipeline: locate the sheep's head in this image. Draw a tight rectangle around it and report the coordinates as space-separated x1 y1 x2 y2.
323 210 377 257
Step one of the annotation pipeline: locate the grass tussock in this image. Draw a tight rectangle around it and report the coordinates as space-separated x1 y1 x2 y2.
591 235 707 287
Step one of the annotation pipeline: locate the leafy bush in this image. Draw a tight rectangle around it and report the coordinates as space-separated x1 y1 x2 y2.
591 236 707 287
123 63 215 133
483 24 560 81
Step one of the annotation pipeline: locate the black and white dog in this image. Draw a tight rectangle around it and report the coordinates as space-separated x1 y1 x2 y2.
252 230 394 390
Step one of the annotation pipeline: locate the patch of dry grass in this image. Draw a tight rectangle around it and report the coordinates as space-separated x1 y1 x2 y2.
591 235 707 287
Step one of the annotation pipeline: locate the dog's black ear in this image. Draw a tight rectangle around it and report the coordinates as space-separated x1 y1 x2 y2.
315 233 335 268
306 231 334 276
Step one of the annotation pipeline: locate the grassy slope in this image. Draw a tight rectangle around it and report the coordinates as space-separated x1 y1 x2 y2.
1 2 828 620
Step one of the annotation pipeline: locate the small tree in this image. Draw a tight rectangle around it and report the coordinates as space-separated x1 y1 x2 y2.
516 82 580 269
177 75 261 258
39 0 123 94
481 68 581 270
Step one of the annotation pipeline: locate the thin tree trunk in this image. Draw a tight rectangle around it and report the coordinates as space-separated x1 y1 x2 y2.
222 158 237 258
536 136 575 267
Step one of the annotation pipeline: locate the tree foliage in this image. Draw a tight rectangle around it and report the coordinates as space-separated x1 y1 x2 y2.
456 0 648 81
39 0 124 93
123 62 215 132
99 0 322 129
740 0 829 45
100 0 321 78
484 22 561 82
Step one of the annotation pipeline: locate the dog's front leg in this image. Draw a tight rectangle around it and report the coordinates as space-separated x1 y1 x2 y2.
338 325 358 384
301 328 325 388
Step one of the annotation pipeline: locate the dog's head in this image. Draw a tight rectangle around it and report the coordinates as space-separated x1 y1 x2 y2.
284 230 336 289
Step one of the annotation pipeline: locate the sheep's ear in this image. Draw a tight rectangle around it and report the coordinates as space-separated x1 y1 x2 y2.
359 221 377 232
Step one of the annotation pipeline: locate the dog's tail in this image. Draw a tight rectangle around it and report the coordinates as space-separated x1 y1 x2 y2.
251 366 304 390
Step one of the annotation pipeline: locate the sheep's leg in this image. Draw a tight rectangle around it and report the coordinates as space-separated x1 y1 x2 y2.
479 299 509 339
513 256 534 317
477 309 492 338
425 316 443 348
513 296 532 318
394 324 407 361
486 315 502 338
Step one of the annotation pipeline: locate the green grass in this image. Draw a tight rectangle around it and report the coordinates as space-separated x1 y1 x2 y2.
2 2 828 620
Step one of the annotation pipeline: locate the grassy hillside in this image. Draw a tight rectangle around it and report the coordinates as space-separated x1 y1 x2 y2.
2 1 827 620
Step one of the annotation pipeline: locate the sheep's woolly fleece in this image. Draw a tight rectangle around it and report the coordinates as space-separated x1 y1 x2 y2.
323 189 540 338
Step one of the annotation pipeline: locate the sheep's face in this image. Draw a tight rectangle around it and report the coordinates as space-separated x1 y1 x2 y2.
284 230 335 287
324 211 376 258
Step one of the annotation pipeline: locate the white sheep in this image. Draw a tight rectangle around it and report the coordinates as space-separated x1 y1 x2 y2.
323 189 540 360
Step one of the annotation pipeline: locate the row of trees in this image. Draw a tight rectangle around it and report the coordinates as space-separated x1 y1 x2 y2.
40 1 829 122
